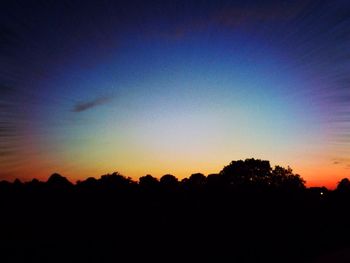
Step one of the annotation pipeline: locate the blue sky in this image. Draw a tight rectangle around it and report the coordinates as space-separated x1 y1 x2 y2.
0 0 349 187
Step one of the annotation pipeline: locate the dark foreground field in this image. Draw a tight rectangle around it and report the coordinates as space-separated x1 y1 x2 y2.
1 159 350 263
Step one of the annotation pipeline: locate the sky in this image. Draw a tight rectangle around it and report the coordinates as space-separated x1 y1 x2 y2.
0 0 349 188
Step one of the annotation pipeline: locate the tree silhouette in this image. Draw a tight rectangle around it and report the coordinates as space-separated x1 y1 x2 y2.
160 174 178 187
219 158 305 190
77 177 98 187
188 173 206 185
139 174 159 189
47 173 73 189
336 178 350 193
220 158 272 186
182 173 206 192
99 172 135 190
271 166 305 190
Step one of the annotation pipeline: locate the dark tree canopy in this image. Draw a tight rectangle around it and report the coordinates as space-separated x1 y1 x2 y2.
100 172 134 187
139 174 159 189
160 174 179 187
0 159 306 192
47 173 73 188
219 158 305 189
336 178 350 193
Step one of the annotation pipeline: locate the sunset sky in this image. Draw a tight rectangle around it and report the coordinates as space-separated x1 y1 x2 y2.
1 0 349 188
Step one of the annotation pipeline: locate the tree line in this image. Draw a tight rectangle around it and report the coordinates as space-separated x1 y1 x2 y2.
0 158 308 191
1 158 350 263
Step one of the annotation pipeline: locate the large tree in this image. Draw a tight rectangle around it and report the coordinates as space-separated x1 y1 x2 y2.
219 158 305 189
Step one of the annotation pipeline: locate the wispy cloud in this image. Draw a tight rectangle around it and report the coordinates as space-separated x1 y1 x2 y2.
333 158 350 169
72 96 112 113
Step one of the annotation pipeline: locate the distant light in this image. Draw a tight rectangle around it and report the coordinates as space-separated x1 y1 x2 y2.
320 192 324 195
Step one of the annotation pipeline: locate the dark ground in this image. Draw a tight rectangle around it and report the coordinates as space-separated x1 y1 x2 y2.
1 162 350 263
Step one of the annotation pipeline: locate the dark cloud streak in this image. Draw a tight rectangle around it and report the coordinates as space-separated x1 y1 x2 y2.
72 97 113 113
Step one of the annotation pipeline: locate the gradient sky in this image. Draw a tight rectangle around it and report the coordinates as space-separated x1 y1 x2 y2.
1 0 350 188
